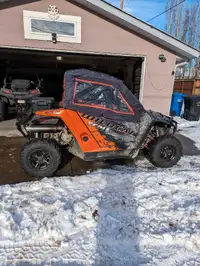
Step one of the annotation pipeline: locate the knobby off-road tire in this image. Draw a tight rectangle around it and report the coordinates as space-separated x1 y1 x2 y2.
148 136 183 168
20 139 61 178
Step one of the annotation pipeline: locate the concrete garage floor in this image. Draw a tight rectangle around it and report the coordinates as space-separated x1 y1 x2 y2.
0 119 199 185
0 118 21 137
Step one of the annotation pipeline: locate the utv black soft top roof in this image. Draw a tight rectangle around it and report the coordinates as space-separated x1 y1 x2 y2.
64 68 123 86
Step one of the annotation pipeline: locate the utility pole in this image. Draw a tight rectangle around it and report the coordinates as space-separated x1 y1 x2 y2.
120 0 124 10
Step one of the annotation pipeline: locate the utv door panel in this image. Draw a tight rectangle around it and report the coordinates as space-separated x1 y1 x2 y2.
35 109 119 154
79 113 117 148
79 112 138 154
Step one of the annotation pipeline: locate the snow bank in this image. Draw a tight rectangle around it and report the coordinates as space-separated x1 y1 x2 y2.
175 117 200 130
175 117 200 149
0 156 200 265
0 118 200 265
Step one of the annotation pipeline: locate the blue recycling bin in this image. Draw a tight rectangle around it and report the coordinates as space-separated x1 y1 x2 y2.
170 92 186 117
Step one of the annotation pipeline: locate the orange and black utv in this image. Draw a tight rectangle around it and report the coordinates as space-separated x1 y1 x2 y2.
17 69 182 178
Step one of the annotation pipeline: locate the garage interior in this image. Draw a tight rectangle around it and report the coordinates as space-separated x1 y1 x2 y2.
0 48 144 102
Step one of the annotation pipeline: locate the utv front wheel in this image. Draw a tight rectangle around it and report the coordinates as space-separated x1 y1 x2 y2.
20 139 61 178
148 136 182 168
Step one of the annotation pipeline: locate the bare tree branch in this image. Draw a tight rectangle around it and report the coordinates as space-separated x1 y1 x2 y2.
181 8 189 42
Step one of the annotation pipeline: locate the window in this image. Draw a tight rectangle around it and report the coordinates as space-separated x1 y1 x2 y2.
31 19 75 36
23 10 81 43
116 93 131 113
74 80 132 114
74 81 114 108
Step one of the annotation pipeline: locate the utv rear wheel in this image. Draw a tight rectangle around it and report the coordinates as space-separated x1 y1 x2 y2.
148 136 182 168
20 139 61 178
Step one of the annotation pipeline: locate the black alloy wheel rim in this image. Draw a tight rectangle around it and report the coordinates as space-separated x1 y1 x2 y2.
30 150 51 170
160 145 176 161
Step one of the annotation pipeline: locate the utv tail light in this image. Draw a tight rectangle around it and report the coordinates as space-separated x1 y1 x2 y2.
31 89 39 95
2 89 12 94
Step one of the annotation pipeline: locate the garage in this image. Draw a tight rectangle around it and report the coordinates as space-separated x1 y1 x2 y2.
0 48 144 103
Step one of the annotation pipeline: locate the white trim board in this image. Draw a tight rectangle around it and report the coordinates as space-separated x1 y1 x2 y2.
139 56 146 104
0 45 146 57
23 10 81 43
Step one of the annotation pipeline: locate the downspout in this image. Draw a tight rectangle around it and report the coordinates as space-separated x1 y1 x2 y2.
175 61 188 69
174 61 188 98
170 60 188 113
175 60 188 80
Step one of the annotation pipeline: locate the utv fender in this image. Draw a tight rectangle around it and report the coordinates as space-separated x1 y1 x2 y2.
30 115 61 125
148 110 177 131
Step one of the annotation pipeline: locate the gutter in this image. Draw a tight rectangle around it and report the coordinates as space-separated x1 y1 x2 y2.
176 61 188 68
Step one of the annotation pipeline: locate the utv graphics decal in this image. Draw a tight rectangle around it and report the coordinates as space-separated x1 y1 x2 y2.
81 113 136 136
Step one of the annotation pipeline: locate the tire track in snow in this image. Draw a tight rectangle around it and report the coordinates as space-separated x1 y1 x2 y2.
0 240 61 265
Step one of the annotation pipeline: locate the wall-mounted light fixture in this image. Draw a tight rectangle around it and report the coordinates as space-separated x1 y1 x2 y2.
56 56 62 61
159 54 167 62
52 33 57 44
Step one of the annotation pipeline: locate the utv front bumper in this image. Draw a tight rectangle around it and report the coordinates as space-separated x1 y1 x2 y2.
147 110 177 133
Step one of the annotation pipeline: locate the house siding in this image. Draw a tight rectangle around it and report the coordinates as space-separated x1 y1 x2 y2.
0 0 176 114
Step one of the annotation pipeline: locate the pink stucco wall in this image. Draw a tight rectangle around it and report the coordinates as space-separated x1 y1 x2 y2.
0 0 176 114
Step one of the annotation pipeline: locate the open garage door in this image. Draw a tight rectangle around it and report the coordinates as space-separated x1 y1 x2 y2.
0 48 144 102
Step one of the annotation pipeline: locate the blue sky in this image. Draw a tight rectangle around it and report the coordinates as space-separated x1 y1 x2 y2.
106 0 196 31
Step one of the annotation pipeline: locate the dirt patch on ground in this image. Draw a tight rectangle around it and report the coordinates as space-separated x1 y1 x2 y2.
0 137 108 185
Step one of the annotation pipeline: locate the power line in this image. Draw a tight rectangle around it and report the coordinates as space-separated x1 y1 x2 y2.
147 0 185 23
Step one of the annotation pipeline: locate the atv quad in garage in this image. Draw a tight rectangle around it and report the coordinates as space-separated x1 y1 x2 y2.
0 70 43 121
17 69 182 178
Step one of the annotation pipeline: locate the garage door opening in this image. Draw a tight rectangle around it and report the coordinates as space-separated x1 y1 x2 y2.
0 48 144 102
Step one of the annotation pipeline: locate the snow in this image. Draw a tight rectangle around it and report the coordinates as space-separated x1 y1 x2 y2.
1 118 200 265
175 117 200 150
175 117 200 130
